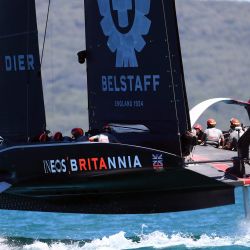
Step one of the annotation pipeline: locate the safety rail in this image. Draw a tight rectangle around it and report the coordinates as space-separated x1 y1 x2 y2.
185 158 249 165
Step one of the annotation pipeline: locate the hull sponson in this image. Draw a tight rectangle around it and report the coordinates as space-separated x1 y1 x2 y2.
0 187 234 214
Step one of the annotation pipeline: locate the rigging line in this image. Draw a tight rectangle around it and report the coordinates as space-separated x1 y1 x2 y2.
0 31 37 39
161 0 183 156
40 0 51 66
26 0 31 142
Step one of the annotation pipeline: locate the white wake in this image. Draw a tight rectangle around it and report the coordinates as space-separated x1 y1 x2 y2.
2 224 250 250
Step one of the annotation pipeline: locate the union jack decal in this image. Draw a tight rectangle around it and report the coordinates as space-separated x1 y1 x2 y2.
152 154 164 170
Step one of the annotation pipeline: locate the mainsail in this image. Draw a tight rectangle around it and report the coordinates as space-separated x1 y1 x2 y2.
85 0 190 155
0 0 46 142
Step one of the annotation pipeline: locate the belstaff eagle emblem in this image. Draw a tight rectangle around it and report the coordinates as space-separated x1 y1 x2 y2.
97 0 151 68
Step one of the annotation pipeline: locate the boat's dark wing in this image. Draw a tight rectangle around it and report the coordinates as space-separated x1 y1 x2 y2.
227 99 250 120
225 99 250 107
0 0 46 142
84 0 190 155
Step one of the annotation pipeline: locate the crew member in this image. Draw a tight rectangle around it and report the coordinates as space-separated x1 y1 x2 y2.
201 118 224 148
193 123 204 144
71 128 88 142
89 125 119 143
39 132 50 142
52 131 63 142
224 118 245 151
181 130 197 156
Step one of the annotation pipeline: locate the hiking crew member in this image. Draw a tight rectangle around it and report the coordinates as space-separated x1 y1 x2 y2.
39 130 51 142
201 118 224 148
224 118 245 151
71 128 89 142
52 131 63 142
192 123 204 144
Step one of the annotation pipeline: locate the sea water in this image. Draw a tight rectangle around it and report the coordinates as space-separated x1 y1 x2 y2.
0 187 250 250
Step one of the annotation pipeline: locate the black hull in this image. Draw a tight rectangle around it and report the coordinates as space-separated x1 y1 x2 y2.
0 142 234 214
0 187 233 214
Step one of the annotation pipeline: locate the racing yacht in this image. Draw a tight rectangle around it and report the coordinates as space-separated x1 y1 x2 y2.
0 0 249 214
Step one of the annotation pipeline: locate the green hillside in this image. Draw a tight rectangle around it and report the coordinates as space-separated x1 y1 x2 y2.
39 0 250 134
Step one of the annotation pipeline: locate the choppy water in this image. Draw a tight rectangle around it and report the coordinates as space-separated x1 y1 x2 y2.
1 188 250 249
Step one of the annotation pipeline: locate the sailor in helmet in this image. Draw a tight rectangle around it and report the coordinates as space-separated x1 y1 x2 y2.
192 123 204 144
71 128 88 142
224 118 245 151
201 118 224 148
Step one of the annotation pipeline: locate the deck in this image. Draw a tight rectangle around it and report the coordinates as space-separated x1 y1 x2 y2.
186 145 250 187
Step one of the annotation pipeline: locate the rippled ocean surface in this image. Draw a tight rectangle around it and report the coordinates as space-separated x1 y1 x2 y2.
1 187 250 249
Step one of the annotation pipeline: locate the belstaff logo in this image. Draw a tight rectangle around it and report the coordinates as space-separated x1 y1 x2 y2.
98 0 151 68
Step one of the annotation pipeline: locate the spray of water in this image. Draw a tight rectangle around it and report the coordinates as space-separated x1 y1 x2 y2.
1 226 250 250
